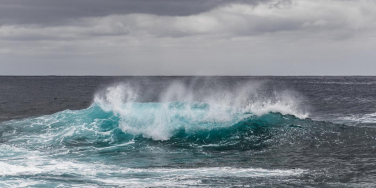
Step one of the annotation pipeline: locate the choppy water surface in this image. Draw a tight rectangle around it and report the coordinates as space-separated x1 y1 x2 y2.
1 76 376 187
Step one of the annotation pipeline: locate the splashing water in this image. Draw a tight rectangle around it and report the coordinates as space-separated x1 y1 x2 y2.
93 81 308 140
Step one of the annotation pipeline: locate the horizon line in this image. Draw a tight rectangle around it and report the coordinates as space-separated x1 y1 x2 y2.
0 75 375 77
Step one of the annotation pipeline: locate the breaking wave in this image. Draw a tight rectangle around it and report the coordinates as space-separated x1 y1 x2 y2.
92 81 308 140
0 80 310 145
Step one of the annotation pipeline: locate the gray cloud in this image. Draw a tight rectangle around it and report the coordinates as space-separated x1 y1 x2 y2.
1 0 374 42
0 0 273 26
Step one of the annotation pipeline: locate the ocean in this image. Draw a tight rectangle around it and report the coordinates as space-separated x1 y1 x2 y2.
0 76 375 187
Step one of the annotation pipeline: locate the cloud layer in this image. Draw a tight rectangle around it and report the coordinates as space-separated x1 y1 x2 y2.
0 0 269 25
0 0 375 75
2 0 375 40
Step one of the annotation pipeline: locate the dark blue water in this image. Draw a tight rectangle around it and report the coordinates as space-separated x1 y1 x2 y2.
1 76 376 187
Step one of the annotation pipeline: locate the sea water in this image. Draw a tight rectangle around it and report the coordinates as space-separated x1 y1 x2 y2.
0 76 376 187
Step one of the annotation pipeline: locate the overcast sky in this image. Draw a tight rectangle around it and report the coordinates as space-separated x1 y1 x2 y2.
0 0 375 75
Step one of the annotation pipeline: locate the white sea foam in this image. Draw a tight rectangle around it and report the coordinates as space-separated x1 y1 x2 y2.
338 112 376 124
0 162 43 176
94 167 305 187
0 144 304 178
0 140 305 187
0 159 304 186
125 167 305 177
